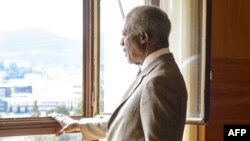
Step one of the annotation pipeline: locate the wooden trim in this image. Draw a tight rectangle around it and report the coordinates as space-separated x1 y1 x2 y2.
92 0 100 116
83 0 94 118
197 125 205 141
204 0 212 124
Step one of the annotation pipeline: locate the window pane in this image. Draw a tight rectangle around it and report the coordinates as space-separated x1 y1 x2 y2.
99 0 144 113
0 0 83 118
99 0 208 122
160 0 207 121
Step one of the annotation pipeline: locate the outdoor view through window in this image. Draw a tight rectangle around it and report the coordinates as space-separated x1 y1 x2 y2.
0 0 83 119
0 0 206 140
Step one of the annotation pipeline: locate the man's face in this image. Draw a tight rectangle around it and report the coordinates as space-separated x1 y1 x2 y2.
120 25 144 65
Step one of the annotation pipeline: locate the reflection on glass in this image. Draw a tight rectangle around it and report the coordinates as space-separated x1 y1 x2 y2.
160 0 205 120
0 0 83 118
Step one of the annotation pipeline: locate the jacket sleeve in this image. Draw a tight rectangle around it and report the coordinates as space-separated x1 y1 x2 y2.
79 114 111 141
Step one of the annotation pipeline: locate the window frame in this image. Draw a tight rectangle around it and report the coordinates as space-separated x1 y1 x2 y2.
95 0 211 125
0 0 211 137
0 0 95 137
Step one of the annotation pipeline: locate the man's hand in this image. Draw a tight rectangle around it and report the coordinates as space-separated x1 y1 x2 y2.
49 112 80 136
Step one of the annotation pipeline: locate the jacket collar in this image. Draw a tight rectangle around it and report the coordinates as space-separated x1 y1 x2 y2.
139 53 174 77
141 48 170 71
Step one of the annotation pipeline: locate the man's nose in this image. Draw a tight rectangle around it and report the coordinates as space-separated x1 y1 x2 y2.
120 38 124 46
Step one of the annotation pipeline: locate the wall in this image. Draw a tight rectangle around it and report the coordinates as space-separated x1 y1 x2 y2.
205 0 250 140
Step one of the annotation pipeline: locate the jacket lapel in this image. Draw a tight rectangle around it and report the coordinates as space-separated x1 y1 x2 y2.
121 53 174 101
107 53 174 129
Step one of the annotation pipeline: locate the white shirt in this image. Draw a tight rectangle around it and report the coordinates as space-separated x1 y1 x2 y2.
141 48 170 71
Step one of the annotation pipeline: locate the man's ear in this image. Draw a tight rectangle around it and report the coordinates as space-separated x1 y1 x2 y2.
139 31 149 44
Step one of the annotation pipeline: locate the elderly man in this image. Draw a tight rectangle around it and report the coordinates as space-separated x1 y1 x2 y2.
51 5 187 141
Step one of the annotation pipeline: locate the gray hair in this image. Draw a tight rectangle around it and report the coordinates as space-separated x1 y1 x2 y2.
125 5 171 47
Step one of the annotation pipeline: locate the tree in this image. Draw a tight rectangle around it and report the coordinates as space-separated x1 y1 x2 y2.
46 105 70 116
73 101 82 115
32 100 40 117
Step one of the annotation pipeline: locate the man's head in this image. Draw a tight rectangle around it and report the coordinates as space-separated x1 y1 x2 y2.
120 5 171 65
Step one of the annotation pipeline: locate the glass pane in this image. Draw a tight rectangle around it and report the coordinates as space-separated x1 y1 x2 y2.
0 133 81 141
99 0 208 122
0 0 83 118
99 0 144 113
160 0 206 121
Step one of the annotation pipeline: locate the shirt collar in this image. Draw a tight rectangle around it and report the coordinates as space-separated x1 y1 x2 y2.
140 48 170 71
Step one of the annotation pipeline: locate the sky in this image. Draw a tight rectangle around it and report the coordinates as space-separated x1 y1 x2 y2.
0 0 82 41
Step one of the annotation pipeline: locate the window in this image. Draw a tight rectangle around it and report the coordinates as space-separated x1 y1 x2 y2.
0 0 210 139
0 0 86 138
160 0 209 123
0 0 83 118
98 0 144 113
97 1 210 140
98 0 210 123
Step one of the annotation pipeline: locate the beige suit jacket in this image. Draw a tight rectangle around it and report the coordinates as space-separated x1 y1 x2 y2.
80 53 187 141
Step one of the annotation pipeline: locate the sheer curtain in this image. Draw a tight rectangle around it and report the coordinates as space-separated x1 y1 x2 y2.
160 0 207 140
